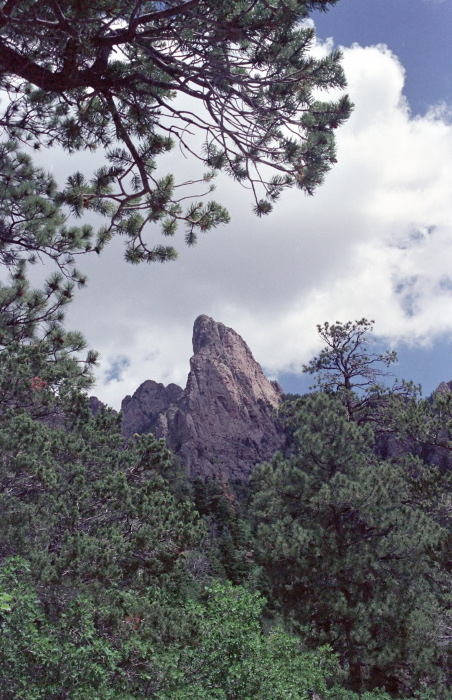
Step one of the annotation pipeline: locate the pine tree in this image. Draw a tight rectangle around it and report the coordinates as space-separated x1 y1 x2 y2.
0 140 106 278
302 319 399 423
0 368 205 696
192 478 256 585
0 0 352 263
0 138 100 402
251 392 451 696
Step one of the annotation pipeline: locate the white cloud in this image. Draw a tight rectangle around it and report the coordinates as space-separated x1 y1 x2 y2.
58 40 452 408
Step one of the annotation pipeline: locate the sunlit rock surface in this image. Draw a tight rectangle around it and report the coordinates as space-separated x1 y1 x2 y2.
121 315 284 480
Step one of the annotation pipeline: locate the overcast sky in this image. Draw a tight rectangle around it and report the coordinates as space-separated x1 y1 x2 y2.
39 0 452 409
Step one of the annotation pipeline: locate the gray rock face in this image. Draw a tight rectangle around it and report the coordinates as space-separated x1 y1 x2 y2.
121 380 184 438
89 396 106 416
434 380 452 395
121 315 284 480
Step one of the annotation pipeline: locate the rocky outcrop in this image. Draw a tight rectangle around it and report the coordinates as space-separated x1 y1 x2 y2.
89 396 106 416
434 380 452 395
120 315 284 481
121 380 183 438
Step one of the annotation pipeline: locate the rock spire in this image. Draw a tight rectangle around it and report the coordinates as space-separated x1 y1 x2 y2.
121 315 284 480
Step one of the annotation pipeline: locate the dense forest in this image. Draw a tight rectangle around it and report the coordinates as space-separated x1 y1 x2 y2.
2 307 452 698
0 1 451 698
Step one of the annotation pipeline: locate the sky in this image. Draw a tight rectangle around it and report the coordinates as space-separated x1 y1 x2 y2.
34 0 452 408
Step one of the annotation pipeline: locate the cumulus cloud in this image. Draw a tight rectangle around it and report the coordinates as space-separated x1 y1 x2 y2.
58 40 452 408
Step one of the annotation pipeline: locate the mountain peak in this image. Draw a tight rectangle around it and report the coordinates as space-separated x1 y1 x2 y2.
121 316 284 480
192 314 219 353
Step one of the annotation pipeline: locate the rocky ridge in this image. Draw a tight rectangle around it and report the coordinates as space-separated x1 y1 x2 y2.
121 380 183 439
120 315 284 480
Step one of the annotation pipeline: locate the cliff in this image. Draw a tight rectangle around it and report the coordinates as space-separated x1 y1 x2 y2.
121 315 284 480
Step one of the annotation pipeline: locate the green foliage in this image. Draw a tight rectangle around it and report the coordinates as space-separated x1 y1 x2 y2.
251 392 452 696
0 559 344 700
0 140 103 279
0 558 438 699
148 581 340 700
0 0 352 262
0 140 100 399
0 335 96 428
386 382 452 461
303 319 397 392
300 320 430 439
0 558 127 700
192 478 257 585
0 589 11 612
0 385 361 699
302 319 399 422
10 4 447 695
2 316 431 696
0 340 206 696
0 391 204 591
2 294 451 699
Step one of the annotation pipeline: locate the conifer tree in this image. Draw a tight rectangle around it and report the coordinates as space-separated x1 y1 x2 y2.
192 478 256 584
0 0 352 262
251 392 451 696
0 259 98 427
302 319 398 422
0 376 205 696
0 140 105 278
0 138 100 401
1 366 397 699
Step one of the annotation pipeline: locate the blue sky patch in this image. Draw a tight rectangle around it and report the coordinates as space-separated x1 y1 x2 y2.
104 355 131 384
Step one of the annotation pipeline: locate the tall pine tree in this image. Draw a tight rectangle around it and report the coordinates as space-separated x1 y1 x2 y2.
251 392 451 696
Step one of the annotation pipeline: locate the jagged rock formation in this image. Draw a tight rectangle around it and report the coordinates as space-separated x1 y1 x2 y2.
89 396 107 416
121 380 183 438
121 315 284 480
434 380 452 395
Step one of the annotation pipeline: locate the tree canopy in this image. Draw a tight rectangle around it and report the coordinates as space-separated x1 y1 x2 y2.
0 0 352 263
251 392 452 696
7 6 452 695
303 320 397 394
302 319 403 423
